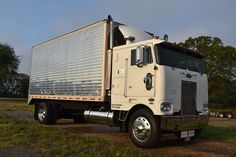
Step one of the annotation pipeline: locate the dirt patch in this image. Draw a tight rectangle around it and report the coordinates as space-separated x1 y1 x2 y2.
156 137 235 157
0 110 34 122
1 110 236 157
55 121 133 146
0 147 41 157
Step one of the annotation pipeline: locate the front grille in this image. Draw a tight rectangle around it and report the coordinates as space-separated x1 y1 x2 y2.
181 81 197 115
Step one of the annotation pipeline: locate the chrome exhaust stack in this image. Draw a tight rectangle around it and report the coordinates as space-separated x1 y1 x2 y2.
84 110 115 126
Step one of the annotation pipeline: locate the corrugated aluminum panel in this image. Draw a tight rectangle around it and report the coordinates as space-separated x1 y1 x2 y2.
29 21 106 100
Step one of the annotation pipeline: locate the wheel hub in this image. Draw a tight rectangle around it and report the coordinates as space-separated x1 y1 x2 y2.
38 105 47 121
132 116 151 142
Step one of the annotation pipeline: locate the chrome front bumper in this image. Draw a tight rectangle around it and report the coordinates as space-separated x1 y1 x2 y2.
160 115 209 131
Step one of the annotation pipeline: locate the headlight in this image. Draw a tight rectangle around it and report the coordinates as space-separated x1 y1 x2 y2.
160 102 172 112
203 103 208 112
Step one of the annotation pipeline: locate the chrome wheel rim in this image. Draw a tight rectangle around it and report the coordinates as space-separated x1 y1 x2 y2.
38 105 47 122
132 116 151 142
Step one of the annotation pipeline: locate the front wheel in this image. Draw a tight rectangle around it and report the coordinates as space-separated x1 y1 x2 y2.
128 109 161 148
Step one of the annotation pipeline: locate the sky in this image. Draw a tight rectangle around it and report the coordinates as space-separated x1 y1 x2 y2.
0 0 235 74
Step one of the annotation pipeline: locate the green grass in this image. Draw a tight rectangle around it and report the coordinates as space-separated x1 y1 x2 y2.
0 115 235 157
200 125 236 156
201 125 236 141
0 114 170 157
0 99 34 112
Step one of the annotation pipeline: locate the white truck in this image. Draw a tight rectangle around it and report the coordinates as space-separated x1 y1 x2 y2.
28 16 209 148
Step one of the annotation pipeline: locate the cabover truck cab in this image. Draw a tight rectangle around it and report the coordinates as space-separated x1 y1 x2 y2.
28 17 208 148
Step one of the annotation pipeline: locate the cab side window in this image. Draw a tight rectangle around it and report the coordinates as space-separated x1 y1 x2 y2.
131 46 153 66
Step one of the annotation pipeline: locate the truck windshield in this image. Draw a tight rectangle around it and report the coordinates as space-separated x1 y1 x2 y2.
155 43 206 74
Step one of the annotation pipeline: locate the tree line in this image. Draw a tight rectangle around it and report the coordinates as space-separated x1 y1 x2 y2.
0 44 29 98
0 36 236 107
179 36 236 107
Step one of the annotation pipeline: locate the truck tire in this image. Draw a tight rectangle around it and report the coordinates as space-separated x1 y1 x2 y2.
128 109 160 148
37 102 58 125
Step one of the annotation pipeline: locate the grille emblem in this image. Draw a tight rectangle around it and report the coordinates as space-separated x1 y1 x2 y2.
186 73 192 78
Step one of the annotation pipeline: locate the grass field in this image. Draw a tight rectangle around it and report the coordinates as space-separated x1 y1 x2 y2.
0 99 33 112
0 113 236 157
0 114 146 157
0 99 175 157
201 125 236 141
0 99 236 157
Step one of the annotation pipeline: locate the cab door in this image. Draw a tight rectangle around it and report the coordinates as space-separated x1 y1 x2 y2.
126 45 155 97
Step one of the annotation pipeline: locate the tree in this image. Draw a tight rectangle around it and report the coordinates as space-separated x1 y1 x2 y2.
179 36 236 106
0 43 29 98
12 73 29 98
0 43 20 80
0 43 20 97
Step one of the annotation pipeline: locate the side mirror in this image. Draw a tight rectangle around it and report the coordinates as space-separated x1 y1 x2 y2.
136 47 144 66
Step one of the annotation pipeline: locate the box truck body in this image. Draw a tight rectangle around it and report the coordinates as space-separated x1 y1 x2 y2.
28 18 209 148
29 21 108 101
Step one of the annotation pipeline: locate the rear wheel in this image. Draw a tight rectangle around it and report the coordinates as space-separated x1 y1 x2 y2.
37 102 58 125
128 109 161 148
